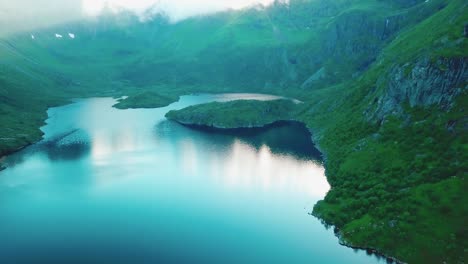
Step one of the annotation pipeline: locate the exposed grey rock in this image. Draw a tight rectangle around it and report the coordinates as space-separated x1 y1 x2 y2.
371 57 468 121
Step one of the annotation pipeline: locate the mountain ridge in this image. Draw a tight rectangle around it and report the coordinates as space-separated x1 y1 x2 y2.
0 0 466 262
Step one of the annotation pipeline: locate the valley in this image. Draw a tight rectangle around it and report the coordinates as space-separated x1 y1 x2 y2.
0 0 466 262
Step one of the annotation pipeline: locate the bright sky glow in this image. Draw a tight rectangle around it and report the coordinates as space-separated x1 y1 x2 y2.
82 0 280 21
0 0 286 36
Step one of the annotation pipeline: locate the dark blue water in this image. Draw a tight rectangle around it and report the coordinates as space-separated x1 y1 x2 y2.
0 94 382 264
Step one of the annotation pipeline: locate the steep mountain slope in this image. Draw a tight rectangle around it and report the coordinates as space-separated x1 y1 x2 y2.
0 0 466 262
0 39 73 155
2 0 445 93
305 0 467 262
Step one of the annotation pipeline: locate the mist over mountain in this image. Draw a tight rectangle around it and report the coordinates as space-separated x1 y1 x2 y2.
0 0 82 35
0 0 281 35
0 0 466 263
82 0 281 20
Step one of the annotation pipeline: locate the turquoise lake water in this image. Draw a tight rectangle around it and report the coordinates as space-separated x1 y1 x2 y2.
0 94 383 263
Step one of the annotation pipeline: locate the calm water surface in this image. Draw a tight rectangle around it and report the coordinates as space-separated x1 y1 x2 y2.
0 94 382 263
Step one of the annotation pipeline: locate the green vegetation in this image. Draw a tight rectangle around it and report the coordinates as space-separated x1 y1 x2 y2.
166 99 299 129
302 1 467 262
113 91 179 109
0 53 71 157
309 97 467 262
0 0 466 262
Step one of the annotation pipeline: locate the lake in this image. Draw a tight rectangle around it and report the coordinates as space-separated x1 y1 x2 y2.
0 94 382 263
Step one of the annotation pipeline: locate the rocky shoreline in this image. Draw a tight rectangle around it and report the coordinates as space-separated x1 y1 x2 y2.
0 105 410 264
170 118 298 131
172 112 405 264
0 142 36 171
0 157 5 171
303 123 405 264
338 238 406 264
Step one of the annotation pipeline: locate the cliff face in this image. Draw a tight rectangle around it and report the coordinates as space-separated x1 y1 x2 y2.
372 57 468 120
108 0 446 93
309 1 467 262
1 0 466 262
299 0 446 90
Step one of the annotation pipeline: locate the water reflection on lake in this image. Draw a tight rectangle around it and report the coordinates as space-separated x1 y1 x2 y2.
0 95 382 264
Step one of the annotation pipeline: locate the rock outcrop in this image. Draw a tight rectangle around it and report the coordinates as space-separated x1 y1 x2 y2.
371 57 467 120
165 99 299 130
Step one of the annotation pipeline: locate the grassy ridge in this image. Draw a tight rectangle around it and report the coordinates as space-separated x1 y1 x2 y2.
165 99 299 129
162 1 467 262
308 99 467 262
0 0 466 262
303 1 467 262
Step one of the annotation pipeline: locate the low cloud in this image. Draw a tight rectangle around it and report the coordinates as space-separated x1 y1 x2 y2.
0 0 282 36
82 0 280 21
0 0 82 36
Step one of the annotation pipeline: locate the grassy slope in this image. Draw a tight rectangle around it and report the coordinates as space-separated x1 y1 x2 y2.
163 4 466 261
0 0 466 262
306 1 467 262
0 0 369 155
0 40 72 156
113 91 179 109
165 99 299 128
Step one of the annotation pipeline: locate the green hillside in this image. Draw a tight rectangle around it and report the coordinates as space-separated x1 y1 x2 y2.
0 0 466 262
305 1 467 262
166 99 299 129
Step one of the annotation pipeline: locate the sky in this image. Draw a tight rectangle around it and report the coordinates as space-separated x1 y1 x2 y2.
0 0 280 35
82 0 279 21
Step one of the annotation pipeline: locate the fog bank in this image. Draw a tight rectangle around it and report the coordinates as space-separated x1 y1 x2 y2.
0 0 283 36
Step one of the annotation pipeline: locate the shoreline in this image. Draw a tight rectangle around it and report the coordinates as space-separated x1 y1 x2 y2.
170 118 299 131
338 240 406 264
173 115 404 263
0 97 404 264
0 142 36 171
304 123 405 264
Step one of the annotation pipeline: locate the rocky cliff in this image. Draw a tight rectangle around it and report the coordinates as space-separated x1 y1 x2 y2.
0 0 466 262
371 57 467 121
